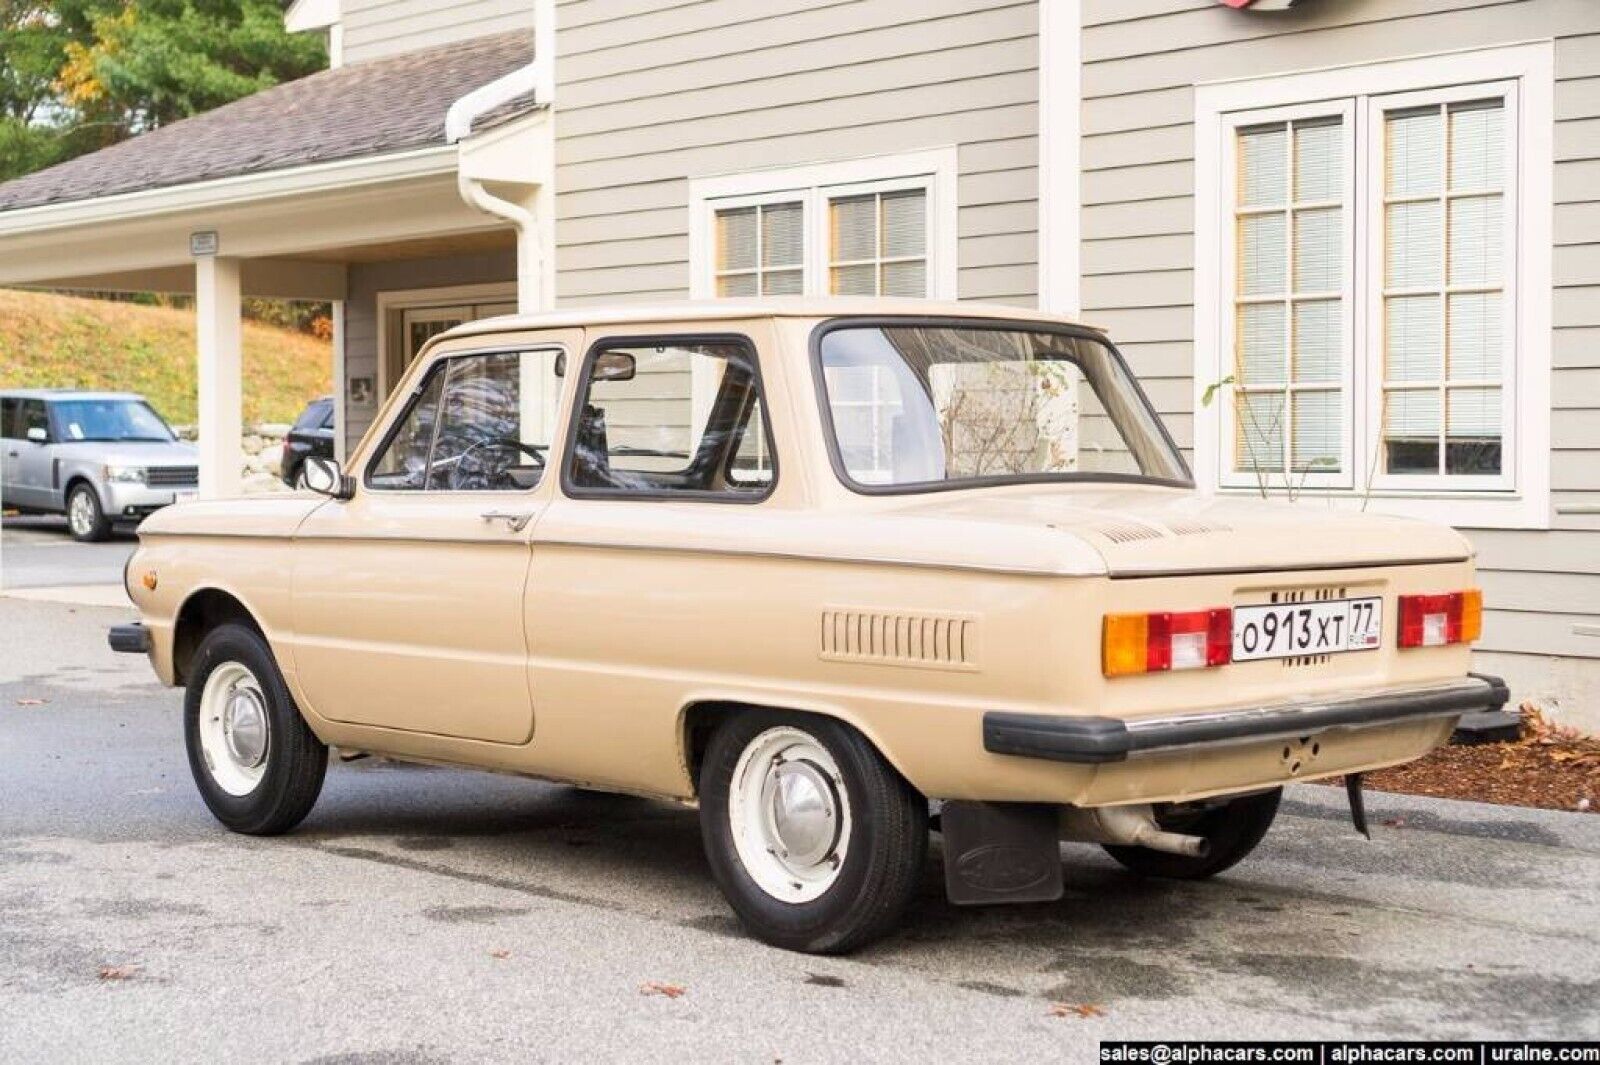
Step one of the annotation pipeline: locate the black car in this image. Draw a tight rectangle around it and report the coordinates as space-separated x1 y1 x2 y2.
281 397 335 487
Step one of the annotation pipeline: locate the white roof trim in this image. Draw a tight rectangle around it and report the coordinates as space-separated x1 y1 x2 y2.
0 144 458 238
285 0 340 33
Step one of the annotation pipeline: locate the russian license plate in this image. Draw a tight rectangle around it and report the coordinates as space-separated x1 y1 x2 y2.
1232 596 1383 662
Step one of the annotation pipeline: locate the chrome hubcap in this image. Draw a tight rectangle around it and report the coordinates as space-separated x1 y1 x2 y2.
69 491 94 534
223 686 269 768
728 726 851 903
198 662 270 796
765 758 840 867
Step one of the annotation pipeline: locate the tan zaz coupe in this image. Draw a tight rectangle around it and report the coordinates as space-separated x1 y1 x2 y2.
110 300 1507 954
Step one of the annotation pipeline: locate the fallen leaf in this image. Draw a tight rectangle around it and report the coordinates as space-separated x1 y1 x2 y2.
14 699 46 707
1049 1002 1106 1019
489 950 510 960
640 981 687 999
97 965 138 982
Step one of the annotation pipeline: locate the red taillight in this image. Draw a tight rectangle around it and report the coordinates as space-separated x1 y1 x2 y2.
1398 590 1481 648
1104 608 1232 676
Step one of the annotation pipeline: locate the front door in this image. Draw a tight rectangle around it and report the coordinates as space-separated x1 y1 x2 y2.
291 337 573 745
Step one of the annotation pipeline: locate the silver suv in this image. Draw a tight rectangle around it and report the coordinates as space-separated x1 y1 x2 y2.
1 390 199 542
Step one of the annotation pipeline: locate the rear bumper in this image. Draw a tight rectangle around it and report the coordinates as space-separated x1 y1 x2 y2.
984 674 1509 765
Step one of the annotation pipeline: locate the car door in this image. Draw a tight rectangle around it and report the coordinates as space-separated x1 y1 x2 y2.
520 329 784 793
291 337 574 745
13 400 56 510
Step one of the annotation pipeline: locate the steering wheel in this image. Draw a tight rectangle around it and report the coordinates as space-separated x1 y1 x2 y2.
448 438 547 491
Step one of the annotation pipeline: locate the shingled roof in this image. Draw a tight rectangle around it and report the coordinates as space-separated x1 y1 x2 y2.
0 29 536 214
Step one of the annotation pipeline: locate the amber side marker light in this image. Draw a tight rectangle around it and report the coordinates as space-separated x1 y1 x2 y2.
1398 589 1482 648
1103 609 1232 677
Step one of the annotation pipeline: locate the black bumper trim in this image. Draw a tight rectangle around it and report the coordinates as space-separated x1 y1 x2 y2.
108 623 151 655
984 674 1510 765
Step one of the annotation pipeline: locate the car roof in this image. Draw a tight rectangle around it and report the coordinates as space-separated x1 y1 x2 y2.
437 298 1105 344
0 388 145 402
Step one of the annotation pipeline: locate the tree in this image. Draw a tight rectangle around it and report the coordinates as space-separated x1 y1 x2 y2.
0 2 72 175
0 1 325 179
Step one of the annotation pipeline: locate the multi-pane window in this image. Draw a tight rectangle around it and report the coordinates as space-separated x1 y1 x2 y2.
828 189 929 298
1380 99 1506 478
1232 115 1349 477
699 172 940 301
714 202 803 297
1217 80 1518 495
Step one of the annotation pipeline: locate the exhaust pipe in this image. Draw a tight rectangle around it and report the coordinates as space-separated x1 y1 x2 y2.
1060 804 1210 858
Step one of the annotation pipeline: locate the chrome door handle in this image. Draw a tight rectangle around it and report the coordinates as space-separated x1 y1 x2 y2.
481 510 534 532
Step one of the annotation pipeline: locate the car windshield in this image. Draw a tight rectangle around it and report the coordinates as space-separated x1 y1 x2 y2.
817 323 1189 491
51 399 176 443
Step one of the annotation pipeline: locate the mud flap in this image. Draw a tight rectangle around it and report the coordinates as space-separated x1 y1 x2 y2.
1346 773 1371 840
941 801 1064 906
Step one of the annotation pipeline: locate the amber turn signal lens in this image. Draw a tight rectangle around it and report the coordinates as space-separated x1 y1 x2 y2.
1460 588 1483 643
1102 614 1149 677
142 571 158 591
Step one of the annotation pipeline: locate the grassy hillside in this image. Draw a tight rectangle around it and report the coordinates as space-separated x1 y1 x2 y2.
0 289 331 426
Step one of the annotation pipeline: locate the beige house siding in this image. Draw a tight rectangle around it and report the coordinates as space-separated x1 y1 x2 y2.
1078 0 1600 684
552 0 1041 307
342 0 536 65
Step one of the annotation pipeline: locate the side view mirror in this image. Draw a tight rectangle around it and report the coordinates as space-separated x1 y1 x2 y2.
26 427 47 444
554 351 636 382
302 456 354 500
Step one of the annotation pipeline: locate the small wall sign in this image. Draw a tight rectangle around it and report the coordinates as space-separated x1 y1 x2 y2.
189 231 220 257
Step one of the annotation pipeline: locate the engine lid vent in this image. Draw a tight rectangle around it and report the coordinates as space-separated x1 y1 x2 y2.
1164 518 1233 537
820 609 978 671
1081 520 1165 544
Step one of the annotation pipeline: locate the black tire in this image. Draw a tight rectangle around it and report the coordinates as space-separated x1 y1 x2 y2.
66 483 111 542
1103 788 1282 880
699 710 928 955
184 623 327 836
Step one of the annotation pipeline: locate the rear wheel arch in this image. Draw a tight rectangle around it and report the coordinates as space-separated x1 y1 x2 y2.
172 587 268 685
679 700 919 801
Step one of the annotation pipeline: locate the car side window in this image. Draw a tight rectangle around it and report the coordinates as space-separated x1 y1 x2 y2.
565 338 775 499
367 349 560 493
21 401 49 440
0 398 16 439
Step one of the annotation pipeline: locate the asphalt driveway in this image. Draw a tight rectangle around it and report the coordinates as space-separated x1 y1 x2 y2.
1 595 1597 1063
0 514 137 592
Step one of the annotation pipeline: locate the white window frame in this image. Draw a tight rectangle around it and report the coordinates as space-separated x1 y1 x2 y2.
1219 99 1359 492
1193 43 1554 531
688 148 959 301
1364 81 1520 496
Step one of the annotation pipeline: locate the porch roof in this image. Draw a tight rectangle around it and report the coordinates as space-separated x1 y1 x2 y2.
0 29 536 214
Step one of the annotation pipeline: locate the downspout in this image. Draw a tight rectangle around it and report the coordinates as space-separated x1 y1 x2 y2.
445 0 555 314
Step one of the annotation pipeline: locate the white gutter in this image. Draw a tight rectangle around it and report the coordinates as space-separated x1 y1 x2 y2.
446 0 554 314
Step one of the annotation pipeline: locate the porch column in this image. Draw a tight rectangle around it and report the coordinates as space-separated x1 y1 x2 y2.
196 255 244 499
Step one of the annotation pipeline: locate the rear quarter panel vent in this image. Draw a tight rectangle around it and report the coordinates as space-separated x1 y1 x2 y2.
820 609 979 672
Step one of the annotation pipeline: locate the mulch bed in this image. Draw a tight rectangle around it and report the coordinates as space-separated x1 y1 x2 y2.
1348 706 1598 814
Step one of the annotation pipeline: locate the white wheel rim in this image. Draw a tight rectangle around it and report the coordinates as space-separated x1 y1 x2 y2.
728 726 851 904
199 662 271 797
69 490 95 535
